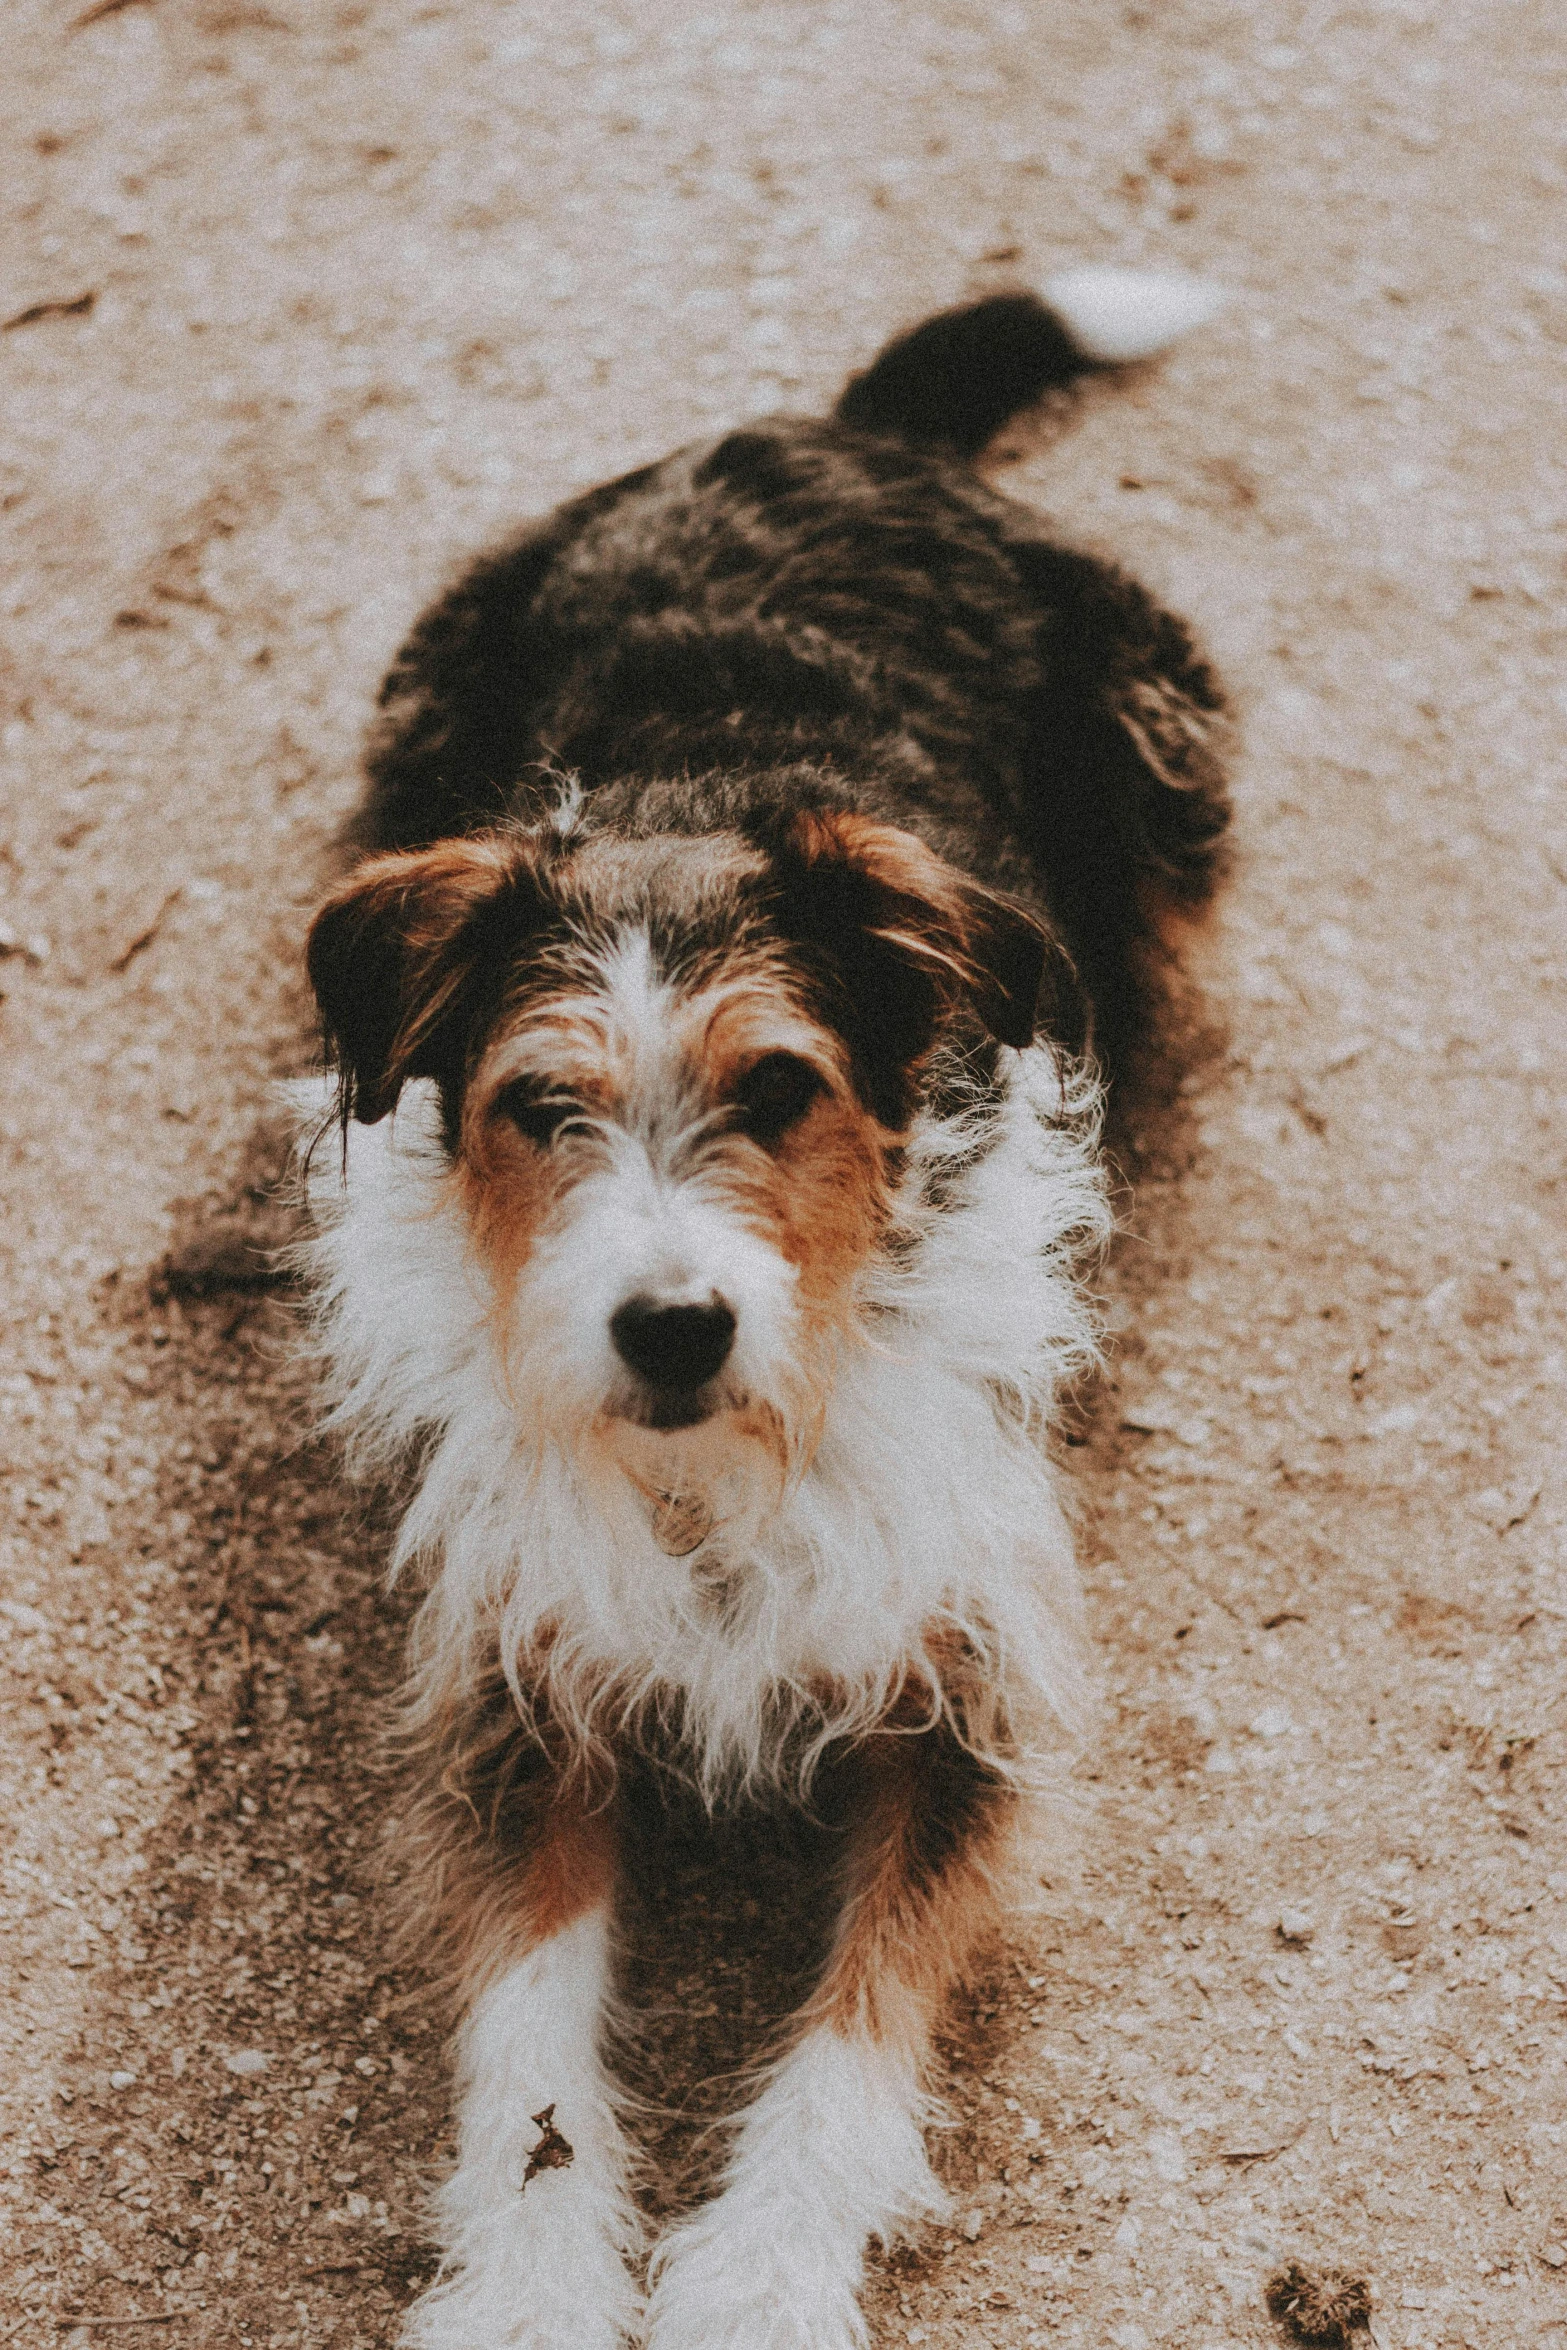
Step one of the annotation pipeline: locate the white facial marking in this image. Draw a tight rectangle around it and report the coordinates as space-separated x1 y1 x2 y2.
481 928 806 1434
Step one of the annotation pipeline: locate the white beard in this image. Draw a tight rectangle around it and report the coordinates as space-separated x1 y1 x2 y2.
291 1043 1108 1800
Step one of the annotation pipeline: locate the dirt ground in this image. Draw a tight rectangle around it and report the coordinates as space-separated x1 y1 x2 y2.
2 2 1565 2346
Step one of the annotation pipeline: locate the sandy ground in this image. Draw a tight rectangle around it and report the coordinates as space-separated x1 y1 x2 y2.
3 2 1566 2346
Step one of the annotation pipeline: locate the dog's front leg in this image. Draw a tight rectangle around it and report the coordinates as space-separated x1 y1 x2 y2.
404 1769 641 2350
645 1720 1016 2350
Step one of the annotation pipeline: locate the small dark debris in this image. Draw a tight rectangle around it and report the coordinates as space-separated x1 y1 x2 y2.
110 889 180 974
1222 2129 1302 2165
4 290 97 330
1262 1610 1308 1630
1287 1083 1328 1137
521 2104 573 2189
1265 2261 1373 2345
981 244 1022 263
203 6 295 29
71 0 151 28
1202 454 1260 508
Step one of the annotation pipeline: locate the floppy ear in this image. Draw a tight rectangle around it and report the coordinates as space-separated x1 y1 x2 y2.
775 812 1084 1124
960 866 1089 1058
305 834 551 1127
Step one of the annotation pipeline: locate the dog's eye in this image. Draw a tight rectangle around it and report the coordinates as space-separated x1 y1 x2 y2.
731 1053 826 1145
493 1079 579 1148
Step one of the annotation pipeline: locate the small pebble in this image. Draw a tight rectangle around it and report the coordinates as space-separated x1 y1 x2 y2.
0 1599 50 1632
225 2049 270 2077
1279 1908 1315 1944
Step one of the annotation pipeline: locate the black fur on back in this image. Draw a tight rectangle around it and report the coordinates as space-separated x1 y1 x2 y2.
357 296 1231 1072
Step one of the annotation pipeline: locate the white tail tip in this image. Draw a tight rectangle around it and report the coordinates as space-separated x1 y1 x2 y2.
1042 265 1229 365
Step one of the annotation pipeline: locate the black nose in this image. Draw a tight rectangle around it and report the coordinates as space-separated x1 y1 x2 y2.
609 1294 737 1392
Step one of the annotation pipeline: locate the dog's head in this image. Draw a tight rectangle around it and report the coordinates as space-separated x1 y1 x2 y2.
306 805 1075 1499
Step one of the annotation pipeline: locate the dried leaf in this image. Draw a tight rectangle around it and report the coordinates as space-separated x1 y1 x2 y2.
521 2103 574 2189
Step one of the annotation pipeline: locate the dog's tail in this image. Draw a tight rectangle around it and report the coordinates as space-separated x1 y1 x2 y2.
834 270 1226 460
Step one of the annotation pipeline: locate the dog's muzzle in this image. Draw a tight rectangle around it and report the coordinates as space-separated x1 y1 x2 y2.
609 1292 737 1427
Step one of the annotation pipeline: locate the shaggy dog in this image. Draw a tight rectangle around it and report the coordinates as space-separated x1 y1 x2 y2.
299 275 1231 2350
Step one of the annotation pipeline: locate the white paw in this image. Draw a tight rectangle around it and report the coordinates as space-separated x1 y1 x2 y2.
645 2212 868 2350
401 2261 640 2350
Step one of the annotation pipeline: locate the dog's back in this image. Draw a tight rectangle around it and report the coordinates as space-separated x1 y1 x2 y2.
361 286 1229 1065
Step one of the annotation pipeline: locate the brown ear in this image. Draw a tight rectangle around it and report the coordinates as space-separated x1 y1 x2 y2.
776 813 1083 1123
305 834 550 1127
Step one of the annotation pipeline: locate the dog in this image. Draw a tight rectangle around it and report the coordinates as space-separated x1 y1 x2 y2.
298 272 1231 2350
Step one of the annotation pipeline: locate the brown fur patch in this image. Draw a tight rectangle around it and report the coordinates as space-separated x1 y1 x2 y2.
307 832 551 1127
806 1710 1016 2059
646 962 892 1308
790 809 1056 1051
392 1668 618 2004
454 1075 568 1323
